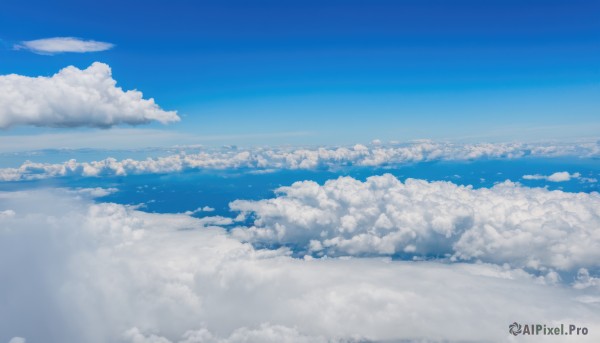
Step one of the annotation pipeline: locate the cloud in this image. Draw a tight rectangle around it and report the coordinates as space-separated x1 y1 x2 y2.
68 187 119 198
184 206 216 215
15 37 114 54
1 189 600 342
231 174 600 272
523 171 581 182
547 171 580 182
1 140 599 181
123 324 338 343
0 209 15 218
0 62 179 129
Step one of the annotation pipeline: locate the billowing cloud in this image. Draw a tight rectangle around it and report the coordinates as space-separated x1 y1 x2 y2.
231 174 600 272
15 37 114 54
523 171 581 182
0 62 179 129
1 140 599 181
1 189 599 342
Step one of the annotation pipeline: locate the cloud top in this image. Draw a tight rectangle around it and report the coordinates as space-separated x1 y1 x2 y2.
0 62 179 129
15 37 114 54
231 174 600 272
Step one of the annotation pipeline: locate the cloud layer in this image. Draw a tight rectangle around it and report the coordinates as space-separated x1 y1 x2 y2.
0 62 179 129
1 189 599 343
1 140 599 181
231 174 600 272
15 37 114 54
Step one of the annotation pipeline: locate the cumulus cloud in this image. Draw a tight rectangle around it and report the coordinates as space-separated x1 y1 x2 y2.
231 174 600 272
15 37 114 54
0 62 179 129
1 140 599 181
2 189 600 342
523 171 581 182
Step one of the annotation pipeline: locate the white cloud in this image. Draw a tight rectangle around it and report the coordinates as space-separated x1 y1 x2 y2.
1 140 599 181
124 324 337 343
0 209 15 218
68 187 119 198
0 62 179 129
231 174 600 272
574 268 600 291
2 189 600 342
522 174 546 180
523 171 581 182
184 206 216 215
15 37 114 54
548 171 580 182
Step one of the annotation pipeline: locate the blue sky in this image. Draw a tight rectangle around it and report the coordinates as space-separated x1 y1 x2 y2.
1 0 599 146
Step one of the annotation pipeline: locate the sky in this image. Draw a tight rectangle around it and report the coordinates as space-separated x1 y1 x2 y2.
1 0 599 148
2 2 600 342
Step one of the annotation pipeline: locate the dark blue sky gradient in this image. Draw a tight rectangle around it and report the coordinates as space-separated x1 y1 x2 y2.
1 0 598 143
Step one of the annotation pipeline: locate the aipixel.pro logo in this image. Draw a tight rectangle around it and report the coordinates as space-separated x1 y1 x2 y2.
509 322 522 335
509 322 588 336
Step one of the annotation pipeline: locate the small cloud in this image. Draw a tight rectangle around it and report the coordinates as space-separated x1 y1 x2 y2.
0 209 16 218
69 187 118 198
183 206 216 215
547 171 579 182
15 37 114 54
523 171 580 182
522 174 545 180
247 168 278 175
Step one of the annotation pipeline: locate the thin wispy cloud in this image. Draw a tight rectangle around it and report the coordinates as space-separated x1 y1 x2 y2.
15 37 114 54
